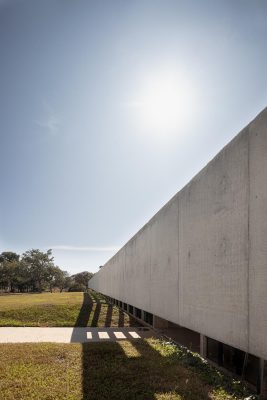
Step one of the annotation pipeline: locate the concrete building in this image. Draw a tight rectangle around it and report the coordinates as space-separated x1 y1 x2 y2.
89 108 267 396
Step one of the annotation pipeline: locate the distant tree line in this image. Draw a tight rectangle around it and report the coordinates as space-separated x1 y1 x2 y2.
0 249 94 293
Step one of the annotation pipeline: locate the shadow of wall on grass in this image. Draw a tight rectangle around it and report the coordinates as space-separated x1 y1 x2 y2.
81 338 216 400
70 292 221 400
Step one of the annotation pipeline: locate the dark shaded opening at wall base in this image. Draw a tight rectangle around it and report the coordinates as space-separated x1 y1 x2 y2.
144 311 153 325
207 337 260 390
134 307 142 319
160 321 200 353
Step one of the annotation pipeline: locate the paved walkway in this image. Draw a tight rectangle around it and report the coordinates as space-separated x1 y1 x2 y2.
0 327 153 343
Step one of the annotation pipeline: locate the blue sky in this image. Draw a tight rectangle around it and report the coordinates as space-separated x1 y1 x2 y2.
0 0 266 274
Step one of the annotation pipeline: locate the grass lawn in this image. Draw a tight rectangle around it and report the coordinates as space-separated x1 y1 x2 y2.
0 291 137 327
0 291 255 399
0 338 251 400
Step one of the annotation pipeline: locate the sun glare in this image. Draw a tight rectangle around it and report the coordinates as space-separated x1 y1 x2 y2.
133 71 196 137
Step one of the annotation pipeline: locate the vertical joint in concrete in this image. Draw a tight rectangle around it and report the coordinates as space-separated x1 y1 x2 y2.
200 334 207 358
141 309 145 321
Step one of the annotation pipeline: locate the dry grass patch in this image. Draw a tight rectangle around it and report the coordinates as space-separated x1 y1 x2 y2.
0 291 136 327
0 292 84 310
0 339 253 400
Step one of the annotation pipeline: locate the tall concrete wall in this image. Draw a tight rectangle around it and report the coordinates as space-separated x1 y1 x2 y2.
89 108 267 361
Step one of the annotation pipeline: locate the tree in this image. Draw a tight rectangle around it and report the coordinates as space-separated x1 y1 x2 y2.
13 262 31 292
72 271 94 291
0 248 86 293
0 252 20 292
21 249 54 292
46 265 70 292
0 251 20 263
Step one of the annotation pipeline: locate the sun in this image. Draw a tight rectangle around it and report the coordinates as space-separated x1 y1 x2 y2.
134 71 196 136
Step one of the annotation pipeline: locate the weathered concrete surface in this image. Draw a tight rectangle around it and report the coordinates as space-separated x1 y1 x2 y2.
0 327 153 343
249 111 267 359
89 108 267 360
178 129 249 351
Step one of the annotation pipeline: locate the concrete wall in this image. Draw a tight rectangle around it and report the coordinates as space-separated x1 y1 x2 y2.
89 108 267 361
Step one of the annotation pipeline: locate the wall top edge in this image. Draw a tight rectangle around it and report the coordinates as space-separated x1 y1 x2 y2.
94 106 267 275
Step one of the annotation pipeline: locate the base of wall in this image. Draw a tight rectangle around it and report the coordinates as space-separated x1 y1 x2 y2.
153 315 169 329
260 359 267 398
104 294 267 398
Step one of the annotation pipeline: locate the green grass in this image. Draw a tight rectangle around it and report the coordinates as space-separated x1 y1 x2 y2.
0 291 256 399
0 291 137 327
0 339 254 400
0 292 84 309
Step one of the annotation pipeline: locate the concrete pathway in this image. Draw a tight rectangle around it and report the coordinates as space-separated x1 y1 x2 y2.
0 327 153 343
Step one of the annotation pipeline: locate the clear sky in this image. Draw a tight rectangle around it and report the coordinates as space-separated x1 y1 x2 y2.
0 0 267 274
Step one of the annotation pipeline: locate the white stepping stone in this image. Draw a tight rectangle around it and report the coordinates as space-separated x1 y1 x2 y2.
128 331 141 339
98 331 110 339
114 331 126 339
